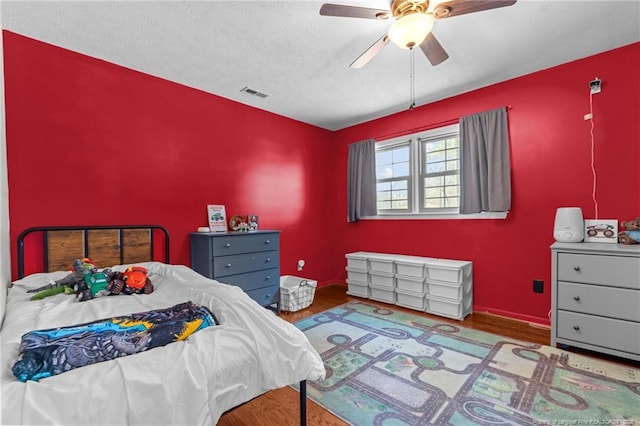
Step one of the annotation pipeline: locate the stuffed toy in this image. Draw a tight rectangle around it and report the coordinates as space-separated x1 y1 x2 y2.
28 258 96 300
73 268 111 302
28 259 153 301
106 266 154 295
618 217 640 245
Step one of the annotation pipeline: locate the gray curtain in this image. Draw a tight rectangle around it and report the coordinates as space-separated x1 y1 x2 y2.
459 107 511 214
347 139 377 222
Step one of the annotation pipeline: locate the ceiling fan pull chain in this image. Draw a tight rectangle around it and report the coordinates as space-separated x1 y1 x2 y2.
410 48 416 110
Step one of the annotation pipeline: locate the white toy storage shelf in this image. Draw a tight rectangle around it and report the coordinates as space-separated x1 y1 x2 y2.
345 251 472 320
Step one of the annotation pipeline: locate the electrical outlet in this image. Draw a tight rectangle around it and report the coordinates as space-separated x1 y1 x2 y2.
533 280 544 293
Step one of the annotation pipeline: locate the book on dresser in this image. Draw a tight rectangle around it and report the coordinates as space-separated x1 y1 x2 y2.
190 230 280 310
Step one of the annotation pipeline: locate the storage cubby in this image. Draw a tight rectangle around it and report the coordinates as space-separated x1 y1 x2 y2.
345 252 473 320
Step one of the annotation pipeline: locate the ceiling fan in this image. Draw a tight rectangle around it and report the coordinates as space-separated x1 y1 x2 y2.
320 0 517 68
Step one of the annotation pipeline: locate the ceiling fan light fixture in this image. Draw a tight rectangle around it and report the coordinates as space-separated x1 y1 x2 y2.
388 13 434 49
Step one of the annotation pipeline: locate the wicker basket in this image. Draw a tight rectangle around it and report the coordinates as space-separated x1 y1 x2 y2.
280 276 317 312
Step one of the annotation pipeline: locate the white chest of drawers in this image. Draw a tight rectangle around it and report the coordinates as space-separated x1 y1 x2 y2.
551 242 640 361
345 252 473 320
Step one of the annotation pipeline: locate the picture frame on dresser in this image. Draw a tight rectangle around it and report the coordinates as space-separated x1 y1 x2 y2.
207 204 227 233
583 219 618 243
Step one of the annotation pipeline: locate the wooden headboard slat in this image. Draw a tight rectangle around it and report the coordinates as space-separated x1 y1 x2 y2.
17 225 169 279
46 230 86 273
122 229 153 264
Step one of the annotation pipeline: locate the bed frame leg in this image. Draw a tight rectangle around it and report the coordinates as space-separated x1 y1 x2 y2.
300 380 307 426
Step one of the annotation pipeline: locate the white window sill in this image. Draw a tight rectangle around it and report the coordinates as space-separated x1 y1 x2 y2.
362 211 508 220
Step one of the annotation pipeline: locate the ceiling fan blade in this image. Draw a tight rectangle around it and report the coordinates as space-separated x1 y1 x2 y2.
320 3 391 19
432 0 516 19
350 34 390 69
419 33 449 66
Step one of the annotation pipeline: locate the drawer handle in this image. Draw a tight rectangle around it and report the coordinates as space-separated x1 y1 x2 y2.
266 258 271 263
265 240 271 245
573 325 580 331
225 243 231 248
573 266 581 272
226 263 232 268
266 276 271 280
573 296 581 301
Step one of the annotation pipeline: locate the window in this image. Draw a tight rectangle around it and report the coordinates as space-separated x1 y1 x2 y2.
421 132 460 211
376 124 460 215
375 143 411 212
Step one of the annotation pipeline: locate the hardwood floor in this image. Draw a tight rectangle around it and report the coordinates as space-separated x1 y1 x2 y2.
216 283 627 425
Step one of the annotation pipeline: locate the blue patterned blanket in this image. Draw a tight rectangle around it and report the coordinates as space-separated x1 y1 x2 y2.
12 301 217 382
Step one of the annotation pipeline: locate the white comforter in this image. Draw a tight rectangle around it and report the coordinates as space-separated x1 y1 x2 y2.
0 262 325 425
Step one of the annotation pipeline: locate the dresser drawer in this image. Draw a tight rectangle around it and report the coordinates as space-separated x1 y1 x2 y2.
245 285 279 307
557 253 640 289
558 281 640 322
211 233 279 256
216 268 280 292
213 251 277 278
557 310 640 355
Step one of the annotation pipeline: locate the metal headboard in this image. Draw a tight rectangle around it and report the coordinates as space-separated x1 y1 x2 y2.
17 225 170 279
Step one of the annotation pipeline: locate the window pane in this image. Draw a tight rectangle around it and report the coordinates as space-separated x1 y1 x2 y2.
377 191 391 201
425 187 443 198
426 162 445 173
425 140 445 152
392 147 410 162
393 162 409 177
444 175 458 185
392 199 408 209
446 148 459 161
391 181 407 190
376 150 392 165
446 160 458 171
445 186 459 197
378 200 391 210
445 138 459 149
424 198 443 209
376 165 393 179
426 150 445 163
392 190 407 200
424 176 443 187
377 182 391 191
445 197 459 208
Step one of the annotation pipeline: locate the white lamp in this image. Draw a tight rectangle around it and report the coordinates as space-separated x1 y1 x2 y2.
388 13 434 49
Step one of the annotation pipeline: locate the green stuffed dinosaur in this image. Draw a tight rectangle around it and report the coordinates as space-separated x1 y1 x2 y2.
29 285 75 300
27 258 95 301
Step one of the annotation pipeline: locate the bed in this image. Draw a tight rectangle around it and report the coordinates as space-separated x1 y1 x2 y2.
1 225 325 425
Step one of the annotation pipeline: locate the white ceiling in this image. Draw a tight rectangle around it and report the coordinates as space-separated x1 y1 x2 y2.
2 1 639 130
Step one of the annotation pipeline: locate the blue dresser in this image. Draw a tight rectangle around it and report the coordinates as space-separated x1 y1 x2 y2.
190 231 280 309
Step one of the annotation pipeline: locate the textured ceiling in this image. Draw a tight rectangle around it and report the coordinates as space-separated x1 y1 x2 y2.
2 1 639 130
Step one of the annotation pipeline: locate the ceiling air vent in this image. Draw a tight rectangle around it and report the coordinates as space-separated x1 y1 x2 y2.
240 87 269 98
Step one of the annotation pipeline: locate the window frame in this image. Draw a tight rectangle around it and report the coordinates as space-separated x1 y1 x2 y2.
372 124 507 220
375 138 413 215
418 126 461 214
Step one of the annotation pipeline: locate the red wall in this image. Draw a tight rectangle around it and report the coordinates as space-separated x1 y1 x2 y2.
4 31 334 280
330 42 640 324
5 30 639 324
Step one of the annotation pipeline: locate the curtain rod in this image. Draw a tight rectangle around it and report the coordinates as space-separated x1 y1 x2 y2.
374 105 512 142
